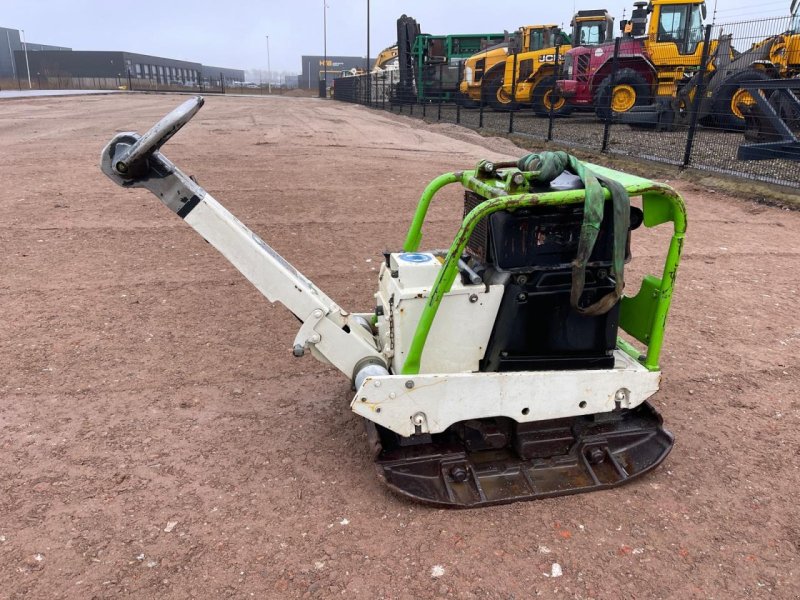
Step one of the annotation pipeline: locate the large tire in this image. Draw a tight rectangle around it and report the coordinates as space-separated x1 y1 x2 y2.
594 68 652 121
711 69 770 132
455 93 480 108
531 76 574 117
774 81 800 132
482 63 519 112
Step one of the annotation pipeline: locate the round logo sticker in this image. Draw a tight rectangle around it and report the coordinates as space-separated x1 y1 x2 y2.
398 252 432 263
594 48 604 57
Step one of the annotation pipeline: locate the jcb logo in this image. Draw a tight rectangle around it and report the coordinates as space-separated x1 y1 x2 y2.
538 54 556 63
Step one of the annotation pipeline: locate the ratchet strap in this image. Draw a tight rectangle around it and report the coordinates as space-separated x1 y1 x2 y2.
517 151 630 316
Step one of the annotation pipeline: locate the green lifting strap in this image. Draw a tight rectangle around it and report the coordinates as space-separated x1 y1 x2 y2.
517 151 630 316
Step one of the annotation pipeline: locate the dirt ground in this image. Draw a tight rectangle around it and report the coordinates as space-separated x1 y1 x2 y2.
1 94 799 599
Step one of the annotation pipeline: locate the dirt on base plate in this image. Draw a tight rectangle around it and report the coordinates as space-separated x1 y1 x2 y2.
1 94 798 599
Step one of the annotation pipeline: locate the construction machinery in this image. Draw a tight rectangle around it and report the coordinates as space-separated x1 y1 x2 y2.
483 25 572 112
558 0 800 130
465 11 614 114
558 0 714 120
457 38 512 107
100 97 687 507
622 0 800 130
372 45 399 72
738 78 800 160
394 14 506 104
738 3 800 158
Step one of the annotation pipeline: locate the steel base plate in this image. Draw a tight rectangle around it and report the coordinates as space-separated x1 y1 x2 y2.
365 402 673 508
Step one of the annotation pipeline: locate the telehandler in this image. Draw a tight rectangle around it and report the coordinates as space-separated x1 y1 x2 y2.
100 97 686 507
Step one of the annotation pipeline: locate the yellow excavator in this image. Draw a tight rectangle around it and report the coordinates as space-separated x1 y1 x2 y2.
372 45 399 72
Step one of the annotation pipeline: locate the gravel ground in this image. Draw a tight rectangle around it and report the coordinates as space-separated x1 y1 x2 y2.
1 93 799 599
385 103 800 187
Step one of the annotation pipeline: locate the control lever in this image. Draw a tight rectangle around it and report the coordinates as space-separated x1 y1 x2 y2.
110 96 204 179
99 95 386 382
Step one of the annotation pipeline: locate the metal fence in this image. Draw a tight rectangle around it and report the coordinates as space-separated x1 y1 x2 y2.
332 15 800 188
0 74 294 96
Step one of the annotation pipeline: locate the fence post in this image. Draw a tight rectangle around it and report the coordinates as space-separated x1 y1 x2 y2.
682 24 714 168
220 72 225 94
479 100 484 128
547 45 561 141
456 60 462 124
509 51 518 134
437 66 443 121
601 37 622 153
127 68 132 91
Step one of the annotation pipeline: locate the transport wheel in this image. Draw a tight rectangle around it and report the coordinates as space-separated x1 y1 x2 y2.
594 68 652 121
483 64 519 111
531 76 574 117
711 69 770 131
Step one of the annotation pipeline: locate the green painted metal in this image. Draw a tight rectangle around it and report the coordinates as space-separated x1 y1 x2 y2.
403 172 460 251
411 32 506 102
400 156 686 376
616 337 645 362
619 275 662 347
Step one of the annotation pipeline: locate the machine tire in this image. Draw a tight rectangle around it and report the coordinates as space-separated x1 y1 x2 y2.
594 68 652 121
774 83 800 132
455 93 480 109
482 64 519 112
531 76 574 117
711 69 769 132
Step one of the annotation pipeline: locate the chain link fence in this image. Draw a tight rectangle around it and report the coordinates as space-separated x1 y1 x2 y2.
331 15 800 188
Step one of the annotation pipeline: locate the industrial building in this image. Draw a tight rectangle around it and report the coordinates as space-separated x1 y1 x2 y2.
1 26 70 79
2 25 243 86
14 50 244 86
300 55 371 89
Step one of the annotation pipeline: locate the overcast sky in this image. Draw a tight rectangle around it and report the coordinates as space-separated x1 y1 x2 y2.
2 0 794 74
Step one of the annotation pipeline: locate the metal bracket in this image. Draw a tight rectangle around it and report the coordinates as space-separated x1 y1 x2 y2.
292 309 326 357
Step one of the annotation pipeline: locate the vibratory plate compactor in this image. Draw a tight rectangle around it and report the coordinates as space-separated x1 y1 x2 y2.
101 97 686 508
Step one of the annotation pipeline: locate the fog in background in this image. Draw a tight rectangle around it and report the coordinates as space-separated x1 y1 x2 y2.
2 0 794 76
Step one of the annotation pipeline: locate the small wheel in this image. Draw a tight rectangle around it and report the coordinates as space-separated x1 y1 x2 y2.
711 69 770 132
594 68 652 121
531 76 574 117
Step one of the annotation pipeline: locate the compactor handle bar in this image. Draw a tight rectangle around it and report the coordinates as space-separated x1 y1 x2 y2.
111 96 204 179
99 96 386 385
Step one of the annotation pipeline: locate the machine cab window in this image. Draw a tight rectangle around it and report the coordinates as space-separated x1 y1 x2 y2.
577 24 603 45
527 29 544 52
657 3 704 54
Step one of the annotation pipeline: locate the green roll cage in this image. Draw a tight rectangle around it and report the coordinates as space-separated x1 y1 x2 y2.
399 160 686 376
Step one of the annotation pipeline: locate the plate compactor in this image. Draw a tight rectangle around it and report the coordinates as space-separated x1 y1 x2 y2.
100 97 686 508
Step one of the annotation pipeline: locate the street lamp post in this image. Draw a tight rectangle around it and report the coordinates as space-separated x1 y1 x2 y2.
21 29 32 89
265 35 272 94
323 1 327 95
